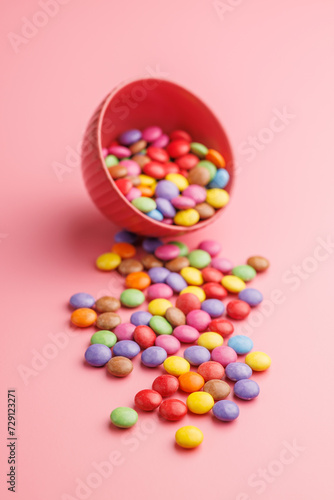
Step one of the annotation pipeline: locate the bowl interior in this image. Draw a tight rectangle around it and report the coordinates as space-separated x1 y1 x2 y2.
97 78 234 233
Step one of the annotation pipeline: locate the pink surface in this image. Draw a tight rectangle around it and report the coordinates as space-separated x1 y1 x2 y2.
1 1 334 499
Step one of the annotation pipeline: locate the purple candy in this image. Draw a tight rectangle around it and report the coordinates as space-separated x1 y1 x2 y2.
234 379 260 400
225 362 252 381
112 340 140 359
211 257 234 273
198 240 222 257
130 311 153 327
171 196 196 209
165 272 187 292
85 344 111 367
238 288 263 307
142 237 163 253
108 145 131 158
114 323 136 341
151 133 169 148
155 244 180 261
148 267 171 283
154 180 179 201
182 185 207 204
70 292 95 309
118 129 142 146
156 198 176 218
141 346 167 367
212 400 239 421
114 230 138 244
183 345 211 366
201 299 225 318
142 126 163 143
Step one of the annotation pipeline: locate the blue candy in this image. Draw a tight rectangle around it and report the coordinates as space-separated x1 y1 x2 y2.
227 335 253 355
147 209 163 221
208 169 230 189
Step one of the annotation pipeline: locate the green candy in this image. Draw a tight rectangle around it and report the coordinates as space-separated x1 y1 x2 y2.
232 265 256 282
190 142 208 158
149 315 173 335
105 154 119 167
132 197 157 213
120 289 145 308
168 241 189 257
197 160 217 181
91 330 117 348
110 407 138 428
188 249 211 269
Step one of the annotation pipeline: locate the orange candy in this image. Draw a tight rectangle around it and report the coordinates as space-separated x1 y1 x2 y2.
125 271 151 290
137 185 154 197
206 149 226 168
178 371 205 393
71 308 97 327
112 242 136 259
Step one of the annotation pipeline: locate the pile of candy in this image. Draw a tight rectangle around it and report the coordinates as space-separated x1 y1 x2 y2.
70 230 271 449
102 127 230 227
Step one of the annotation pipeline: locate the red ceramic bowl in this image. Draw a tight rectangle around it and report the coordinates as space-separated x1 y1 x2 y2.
81 78 234 237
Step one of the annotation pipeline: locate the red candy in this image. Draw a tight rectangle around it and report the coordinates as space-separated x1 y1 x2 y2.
169 130 192 142
209 318 234 337
175 293 201 315
175 154 199 170
158 399 187 421
134 389 162 411
115 178 132 195
133 325 156 349
201 267 224 283
226 300 251 320
197 361 225 381
152 374 179 397
202 282 228 299
146 146 169 163
164 162 180 175
143 161 166 179
166 140 191 158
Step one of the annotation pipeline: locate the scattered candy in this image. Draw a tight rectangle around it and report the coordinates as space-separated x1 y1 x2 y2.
187 391 214 414
71 308 97 327
134 389 162 411
203 380 231 400
238 288 263 307
159 399 187 421
179 371 205 393
163 356 190 376
226 300 251 320
245 351 271 371
85 344 111 367
95 296 121 312
247 255 270 272
141 346 167 367
212 400 239 421
70 292 95 309
198 361 225 381
106 356 133 377
227 335 253 355
110 407 138 428
96 312 121 330
183 345 211 366
91 330 117 348
225 362 253 381
175 426 204 449
113 340 141 359
234 379 260 400
152 374 179 397
198 332 224 350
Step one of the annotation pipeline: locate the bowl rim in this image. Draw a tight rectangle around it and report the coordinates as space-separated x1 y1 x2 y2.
96 77 234 234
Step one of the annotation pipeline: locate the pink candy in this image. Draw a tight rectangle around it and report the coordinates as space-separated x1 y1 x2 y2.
119 159 141 176
182 185 207 204
126 187 142 202
147 283 173 300
199 240 222 257
108 145 131 158
171 196 196 209
186 310 211 332
211 345 237 367
211 257 234 274
142 126 163 143
155 335 180 355
173 325 200 343
155 244 180 261
152 133 169 148
114 323 136 341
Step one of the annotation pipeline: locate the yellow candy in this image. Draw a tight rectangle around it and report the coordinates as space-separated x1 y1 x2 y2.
206 188 229 208
138 174 156 186
163 356 190 376
186 391 214 414
221 275 246 293
175 426 204 449
148 298 173 316
180 286 206 302
174 209 200 227
96 252 121 271
245 351 271 371
198 331 223 350
180 267 203 286
166 173 189 191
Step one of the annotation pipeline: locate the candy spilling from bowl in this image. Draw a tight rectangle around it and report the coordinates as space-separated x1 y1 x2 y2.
69 231 271 449
103 126 230 227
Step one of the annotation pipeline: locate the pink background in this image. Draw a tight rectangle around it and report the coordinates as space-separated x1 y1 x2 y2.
1 0 334 499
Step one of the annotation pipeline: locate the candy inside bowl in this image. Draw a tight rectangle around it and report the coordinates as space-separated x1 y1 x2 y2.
81 78 234 237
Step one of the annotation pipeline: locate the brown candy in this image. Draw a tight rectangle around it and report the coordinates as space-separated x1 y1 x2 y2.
95 296 121 313
203 380 230 400
106 356 133 377
96 312 121 330
132 154 150 167
127 176 141 186
187 166 211 186
247 256 270 272
118 258 144 276
165 256 190 272
165 307 186 327
108 165 127 179
141 254 163 269
130 140 147 154
195 203 215 219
